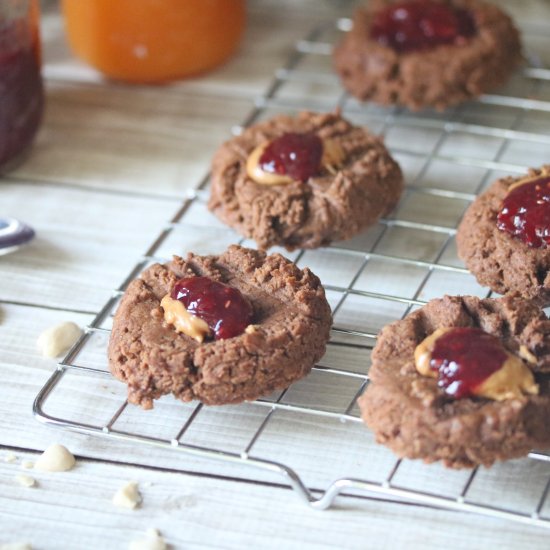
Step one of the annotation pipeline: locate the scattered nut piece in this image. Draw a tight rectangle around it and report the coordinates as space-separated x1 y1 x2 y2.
15 474 36 488
128 528 167 550
34 444 75 472
113 481 142 509
21 460 34 470
37 321 82 358
0 543 32 550
4 452 17 463
245 324 259 334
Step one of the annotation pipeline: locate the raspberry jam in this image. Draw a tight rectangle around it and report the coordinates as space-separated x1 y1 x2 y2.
259 132 323 182
171 276 253 340
370 0 476 53
0 2 44 173
430 327 507 399
496 177 550 248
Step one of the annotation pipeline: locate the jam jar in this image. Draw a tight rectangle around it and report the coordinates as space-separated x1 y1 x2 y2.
61 0 246 84
0 0 44 174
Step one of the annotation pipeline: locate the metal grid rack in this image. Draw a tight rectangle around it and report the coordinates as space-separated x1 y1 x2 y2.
34 16 550 528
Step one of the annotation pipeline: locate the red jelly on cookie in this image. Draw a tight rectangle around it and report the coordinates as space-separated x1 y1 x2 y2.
163 276 253 341
259 132 323 183
415 327 538 400
430 327 506 398
370 0 476 53
497 176 550 248
172 276 253 340
246 130 345 187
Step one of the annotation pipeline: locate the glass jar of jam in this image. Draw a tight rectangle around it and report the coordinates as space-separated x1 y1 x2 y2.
61 0 246 84
0 0 44 174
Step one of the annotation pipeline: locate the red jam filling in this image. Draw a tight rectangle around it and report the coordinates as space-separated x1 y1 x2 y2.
171 276 253 340
496 177 550 249
370 0 476 53
259 132 323 182
430 327 507 399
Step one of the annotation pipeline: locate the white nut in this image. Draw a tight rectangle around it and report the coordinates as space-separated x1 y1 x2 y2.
21 460 34 470
113 481 142 510
37 321 82 358
4 452 17 463
128 529 167 550
34 444 75 472
15 474 36 488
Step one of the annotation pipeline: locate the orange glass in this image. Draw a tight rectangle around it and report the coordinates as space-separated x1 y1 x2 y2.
61 0 246 84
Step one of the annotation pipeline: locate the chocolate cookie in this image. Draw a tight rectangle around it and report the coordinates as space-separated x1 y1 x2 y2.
360 294 550 468
208 111 403 251
108 245 332 409
456 166 550 305
333 0 522 111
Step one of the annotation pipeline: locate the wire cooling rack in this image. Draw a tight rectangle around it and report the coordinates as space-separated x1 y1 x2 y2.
34 16 550 527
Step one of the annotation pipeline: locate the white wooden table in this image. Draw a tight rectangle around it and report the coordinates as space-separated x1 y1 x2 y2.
2 1 550 548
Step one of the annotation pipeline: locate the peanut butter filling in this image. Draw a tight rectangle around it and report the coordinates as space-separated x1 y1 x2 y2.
507 166 550 193
414 327 539 401
160 294 210 343
246 137 346 186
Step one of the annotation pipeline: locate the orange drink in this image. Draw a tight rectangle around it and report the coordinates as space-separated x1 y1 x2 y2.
62 0 246 83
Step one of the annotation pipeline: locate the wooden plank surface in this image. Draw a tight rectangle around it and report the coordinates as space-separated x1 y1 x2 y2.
2 0 550 548
12 83 252 196
0 182 180 311
1 450 550 550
